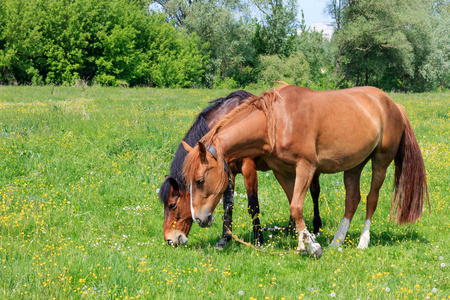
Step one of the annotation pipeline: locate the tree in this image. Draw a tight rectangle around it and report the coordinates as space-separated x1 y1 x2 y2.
259 52 310 86
419 1 450 89
151 0 255 87
327 0 434 91
0 0 43 84
294 28 332 87
252 0 298 56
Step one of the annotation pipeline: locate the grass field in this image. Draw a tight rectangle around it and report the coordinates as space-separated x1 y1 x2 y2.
0 86 448 299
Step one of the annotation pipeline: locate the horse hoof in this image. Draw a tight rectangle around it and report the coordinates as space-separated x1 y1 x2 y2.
256 236 264 247
357 231 370 249
313 247 323 259
215 238 228 250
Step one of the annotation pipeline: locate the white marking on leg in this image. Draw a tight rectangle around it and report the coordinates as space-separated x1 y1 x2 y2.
190 181 198 223
330 217 350 247
299 229 322 257
357 219 371 249
297 230 306 252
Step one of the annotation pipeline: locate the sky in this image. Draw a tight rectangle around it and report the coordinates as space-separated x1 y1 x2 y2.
298 0 333 28
150 0 334 29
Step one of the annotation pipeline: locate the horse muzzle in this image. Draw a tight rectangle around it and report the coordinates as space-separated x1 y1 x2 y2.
165 232 188 247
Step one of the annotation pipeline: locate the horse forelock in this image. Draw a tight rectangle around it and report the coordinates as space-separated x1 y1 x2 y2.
182 144 228 196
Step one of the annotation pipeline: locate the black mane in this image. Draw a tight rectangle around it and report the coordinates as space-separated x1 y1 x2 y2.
159 90 254 204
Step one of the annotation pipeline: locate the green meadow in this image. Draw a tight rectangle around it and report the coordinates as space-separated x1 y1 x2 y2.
0 86 448 299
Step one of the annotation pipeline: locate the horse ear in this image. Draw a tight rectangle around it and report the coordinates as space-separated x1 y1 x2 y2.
198 142 208 163
168 177 180 198
181 141 192 153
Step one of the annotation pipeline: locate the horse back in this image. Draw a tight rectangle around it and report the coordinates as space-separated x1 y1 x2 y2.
274 86 404 173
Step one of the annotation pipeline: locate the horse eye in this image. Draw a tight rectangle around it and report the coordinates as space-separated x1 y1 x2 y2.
196 178 205 187
168 203 177 210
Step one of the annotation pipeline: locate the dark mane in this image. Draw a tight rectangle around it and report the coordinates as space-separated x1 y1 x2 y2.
159 90 254 204
202 85 289 151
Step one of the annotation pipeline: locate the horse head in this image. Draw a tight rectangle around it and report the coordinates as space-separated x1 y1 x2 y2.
162 177 192 246
181 141 229 228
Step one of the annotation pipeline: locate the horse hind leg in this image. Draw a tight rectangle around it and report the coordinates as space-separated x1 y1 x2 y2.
242 159 264 246
357 154 391 249
330 161 367 247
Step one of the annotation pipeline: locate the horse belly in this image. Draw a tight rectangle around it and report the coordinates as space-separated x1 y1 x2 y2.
315 128 380 174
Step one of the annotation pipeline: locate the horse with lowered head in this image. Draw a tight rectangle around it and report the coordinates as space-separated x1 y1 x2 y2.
182 84 429 258
159 90 324 248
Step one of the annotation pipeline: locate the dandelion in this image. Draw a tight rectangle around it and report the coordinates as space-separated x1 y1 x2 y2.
439 256 443 261
385 287 390 292
238 291 244 296
440 263 445 267
330 291 336 297
338 247 342 252
432 288 437 293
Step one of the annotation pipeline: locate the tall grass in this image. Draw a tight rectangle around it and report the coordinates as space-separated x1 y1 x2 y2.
0 86 448 299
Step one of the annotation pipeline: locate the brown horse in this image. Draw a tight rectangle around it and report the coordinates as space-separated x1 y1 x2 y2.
182 85 428 258
160 90 323 248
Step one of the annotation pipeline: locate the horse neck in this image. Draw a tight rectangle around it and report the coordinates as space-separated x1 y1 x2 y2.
214 109 270 162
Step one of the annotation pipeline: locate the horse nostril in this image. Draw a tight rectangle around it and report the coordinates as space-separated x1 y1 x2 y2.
195 218 202 224
207 214 215 226
177 235 187 245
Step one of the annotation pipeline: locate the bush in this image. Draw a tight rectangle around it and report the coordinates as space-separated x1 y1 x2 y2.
0 0 206 87
259 52 311 86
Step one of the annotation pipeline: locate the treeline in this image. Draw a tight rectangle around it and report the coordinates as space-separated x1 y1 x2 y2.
0 0 448 91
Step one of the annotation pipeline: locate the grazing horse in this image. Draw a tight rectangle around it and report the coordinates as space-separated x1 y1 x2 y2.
182 85 428 258
159 90 323 248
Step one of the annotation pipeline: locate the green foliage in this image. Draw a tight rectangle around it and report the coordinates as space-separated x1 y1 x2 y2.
419 2 450 90
0 0 448 90
0 0 206 87
183 0 255 87
327 0 446 92
259 52 311 86
0 0 42 84
146 19 207 87
252 0 298 57
294 29 336 89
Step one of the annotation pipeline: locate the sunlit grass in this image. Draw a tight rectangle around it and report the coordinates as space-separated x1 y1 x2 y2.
0 86 448 298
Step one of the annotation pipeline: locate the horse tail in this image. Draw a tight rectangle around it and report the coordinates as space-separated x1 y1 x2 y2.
391 107 429 225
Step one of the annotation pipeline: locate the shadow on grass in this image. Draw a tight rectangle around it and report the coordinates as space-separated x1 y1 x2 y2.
188 221 428 254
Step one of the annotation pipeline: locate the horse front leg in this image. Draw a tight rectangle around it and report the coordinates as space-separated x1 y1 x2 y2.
292 161 322 258
215 179 235 250
275 161 322 258
310 173 322 235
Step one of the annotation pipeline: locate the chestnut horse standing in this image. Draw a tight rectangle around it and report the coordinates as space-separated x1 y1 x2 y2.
159 90 323 248
182 85 428 258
